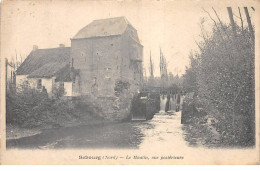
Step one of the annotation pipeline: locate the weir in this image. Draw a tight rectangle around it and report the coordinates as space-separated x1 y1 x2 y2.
159 94 184 112
160 95 167 112
131 92 160 121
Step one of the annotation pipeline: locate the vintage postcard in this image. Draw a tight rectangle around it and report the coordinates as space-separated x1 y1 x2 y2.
0 0 259 165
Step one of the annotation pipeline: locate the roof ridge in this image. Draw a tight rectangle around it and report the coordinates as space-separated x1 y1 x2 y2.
35 47 70 51
16 46 70 75
93 16 125 21
72 16 135 39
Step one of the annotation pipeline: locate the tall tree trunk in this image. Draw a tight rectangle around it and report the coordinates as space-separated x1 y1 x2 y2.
6 59 8 92
244 7 254 42
244 7 255 141
212 7 230 40
227 7 237 38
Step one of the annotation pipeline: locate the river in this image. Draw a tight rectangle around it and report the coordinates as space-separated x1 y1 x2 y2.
7 111 193 149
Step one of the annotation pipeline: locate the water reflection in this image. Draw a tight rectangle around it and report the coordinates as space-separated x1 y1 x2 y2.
7 112 192 149
137 111 190 150
7 122 146 149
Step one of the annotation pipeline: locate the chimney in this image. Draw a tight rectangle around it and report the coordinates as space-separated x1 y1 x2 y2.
59 44 65 48
33 45 38 51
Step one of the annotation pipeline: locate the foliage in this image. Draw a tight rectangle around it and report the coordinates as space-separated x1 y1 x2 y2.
182 52 199 93
197 24 254 115
52 84 66 99
167 83 181 94
6 82 101 128
182 16 255 146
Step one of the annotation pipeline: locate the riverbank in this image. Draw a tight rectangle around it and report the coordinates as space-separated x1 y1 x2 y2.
6 124 42 140
182 116 221 148
182 111 254 148
6 116 113 141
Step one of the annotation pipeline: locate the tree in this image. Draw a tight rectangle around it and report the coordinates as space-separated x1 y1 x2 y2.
182 7 255 146
182 52 199 93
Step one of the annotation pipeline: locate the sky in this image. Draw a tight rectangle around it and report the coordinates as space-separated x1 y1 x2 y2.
1 0 257 77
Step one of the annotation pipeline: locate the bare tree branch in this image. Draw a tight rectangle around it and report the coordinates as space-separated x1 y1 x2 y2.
194 39 203 52
212 7 230 39
202 8 227 49
238 7 244 37
199 23 208 42
202 8 218 29
244 7 255 42
200 19 209 40
232 13 240 19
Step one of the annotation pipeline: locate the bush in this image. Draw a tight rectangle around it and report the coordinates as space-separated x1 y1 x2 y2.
6 84 102 128
6 83 50 127
182 16 255 146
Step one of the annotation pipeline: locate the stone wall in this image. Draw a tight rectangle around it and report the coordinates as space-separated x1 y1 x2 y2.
71 35 122 96
70 26 143 121
71 26 143 98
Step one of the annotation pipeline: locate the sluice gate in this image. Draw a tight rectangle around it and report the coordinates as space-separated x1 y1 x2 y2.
131 92 160 121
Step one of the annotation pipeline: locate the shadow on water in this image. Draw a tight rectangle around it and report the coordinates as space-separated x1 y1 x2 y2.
7 111 201 149
6 121 150 149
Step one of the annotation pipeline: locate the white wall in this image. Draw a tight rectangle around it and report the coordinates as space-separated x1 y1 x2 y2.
16 75 29 91
64 82 72 96
16 75 55 97
16 75 75 98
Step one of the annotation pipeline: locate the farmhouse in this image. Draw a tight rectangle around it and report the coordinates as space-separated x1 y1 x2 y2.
15 45 74 97
16 16 143 99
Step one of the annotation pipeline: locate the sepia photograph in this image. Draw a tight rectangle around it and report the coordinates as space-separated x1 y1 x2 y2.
0 0 259 165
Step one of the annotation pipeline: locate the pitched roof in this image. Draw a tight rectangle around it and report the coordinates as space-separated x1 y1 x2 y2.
73 16 133 39
16 47 70 75
27 62 69 78
55 66 74 82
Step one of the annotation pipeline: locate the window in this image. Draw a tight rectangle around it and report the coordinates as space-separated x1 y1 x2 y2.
104 67 111 71
81 52 86 62
105 76 111 80
59 82 64 88
37 79 42 89
96 51 102 57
